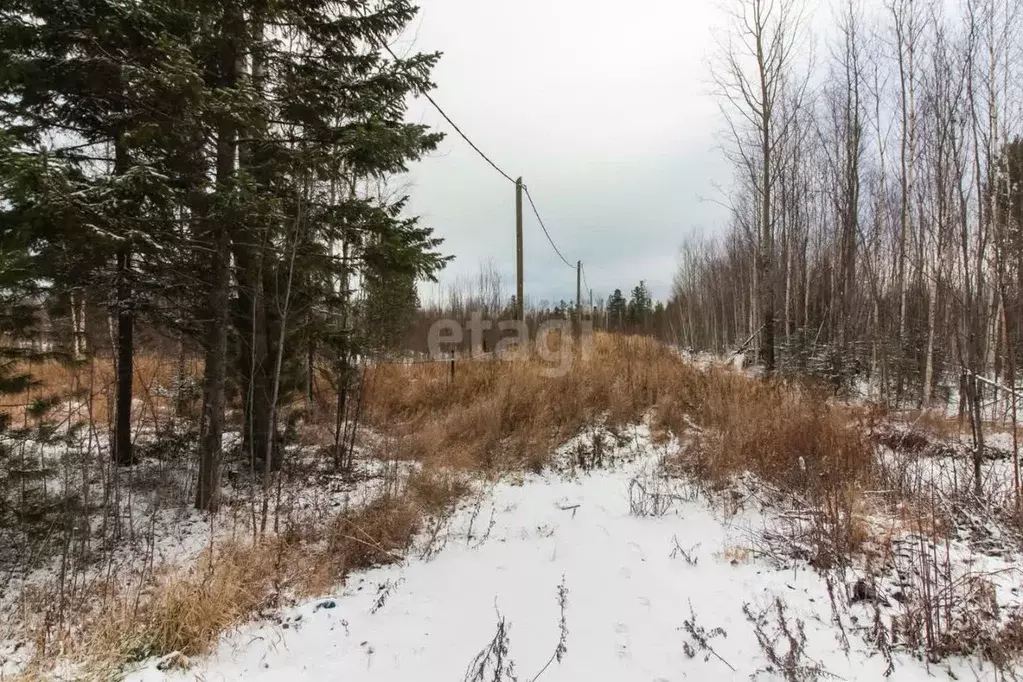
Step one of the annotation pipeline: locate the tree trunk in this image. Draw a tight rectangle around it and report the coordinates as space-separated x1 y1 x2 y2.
196 1 242 511
71 292 86 360
234 255 272 469
196 221 231 512
113 134 134 467
923 259 938 405
233 0 273 472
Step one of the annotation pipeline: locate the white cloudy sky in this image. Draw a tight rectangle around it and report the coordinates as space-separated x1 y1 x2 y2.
399 0 733 306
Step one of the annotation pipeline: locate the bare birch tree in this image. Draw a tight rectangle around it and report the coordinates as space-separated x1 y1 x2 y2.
712 0 809 374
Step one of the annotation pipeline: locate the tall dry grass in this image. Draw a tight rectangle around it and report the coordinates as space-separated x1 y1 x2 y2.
682 372 875 497
365 333 699 471
365 332 875 569
13 466 465 681
365 332 874 500
2 354 202 425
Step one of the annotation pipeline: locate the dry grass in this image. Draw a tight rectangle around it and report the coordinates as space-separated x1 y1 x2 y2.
366 332 874 503
2 354 201 425
720 545 754 565
364 333 701 472
357 338 1023 671
684 375 875 499
364 332 878 569
1 333 885 678
12 465 465 681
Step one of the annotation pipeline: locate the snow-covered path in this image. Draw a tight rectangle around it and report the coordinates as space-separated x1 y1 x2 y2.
126 429 979 681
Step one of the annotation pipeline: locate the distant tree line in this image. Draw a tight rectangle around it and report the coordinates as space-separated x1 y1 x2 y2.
399 269 679 357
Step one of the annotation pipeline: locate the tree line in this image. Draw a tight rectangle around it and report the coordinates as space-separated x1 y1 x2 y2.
396 271 674 358
673 0 1023 409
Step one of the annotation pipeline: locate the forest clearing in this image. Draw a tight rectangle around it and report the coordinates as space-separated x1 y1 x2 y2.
4 0 1023 679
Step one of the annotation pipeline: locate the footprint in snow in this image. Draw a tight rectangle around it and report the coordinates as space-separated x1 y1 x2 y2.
627 540 647 561
614 622 631 659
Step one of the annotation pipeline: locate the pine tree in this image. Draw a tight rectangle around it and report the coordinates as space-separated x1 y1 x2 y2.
628 281 652 328
607 289 627 329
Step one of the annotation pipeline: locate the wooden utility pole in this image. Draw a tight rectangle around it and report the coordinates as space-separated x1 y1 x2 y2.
516 177 524 322
576 260 582 340
589 288 594 329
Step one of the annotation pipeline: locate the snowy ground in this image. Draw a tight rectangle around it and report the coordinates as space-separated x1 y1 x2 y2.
876 420 1023 522
123 425 1004 682
0 426 405 678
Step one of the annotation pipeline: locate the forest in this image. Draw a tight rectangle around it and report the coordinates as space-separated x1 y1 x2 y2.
0 0 448 513
671 0 1023 413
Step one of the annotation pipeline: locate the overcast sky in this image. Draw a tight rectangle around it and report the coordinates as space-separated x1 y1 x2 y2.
399 0 733 307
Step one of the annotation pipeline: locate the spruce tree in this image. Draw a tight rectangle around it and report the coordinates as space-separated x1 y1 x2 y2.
362 270 420 355
628 281 653 328
215 0 449 484
607 289 627 329
0 0 451 511
0 0 209 466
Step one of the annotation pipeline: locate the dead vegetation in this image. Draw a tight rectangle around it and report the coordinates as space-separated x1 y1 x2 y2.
5 333 1023 678
743 598 835 682
11 464 464 680
364 332 695 472
365 331 874 503
1 354 203 427
460 575 569 682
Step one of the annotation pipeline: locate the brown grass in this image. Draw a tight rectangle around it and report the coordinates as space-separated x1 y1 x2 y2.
364 333 700 472
365 332 874 502
364 332 876 570
684 374 875 499
7 333 883 678
13 465 465 681
2 354 201 425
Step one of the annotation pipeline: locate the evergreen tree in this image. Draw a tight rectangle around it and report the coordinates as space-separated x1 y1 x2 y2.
0 0 451 509
0 140 69 519
607 289 627 329
628 281 653 328
0 142 46 446
0 0 208 466
362 269 420 355
601 290 626 329
652 300 666 337
213 0 449 485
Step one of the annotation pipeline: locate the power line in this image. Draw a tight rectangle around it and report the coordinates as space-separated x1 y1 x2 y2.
374 27 579 273
523 185 575 269
376 42 517 185
581 263 591 298
419 89 517 185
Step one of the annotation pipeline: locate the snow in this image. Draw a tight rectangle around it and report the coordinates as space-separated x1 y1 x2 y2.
123 425 987 682
0 427 404 677
875 423 1023 519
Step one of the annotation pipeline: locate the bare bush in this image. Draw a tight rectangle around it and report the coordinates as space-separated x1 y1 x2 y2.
680 600 734 671
463 610 517 682
743 598 836 682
